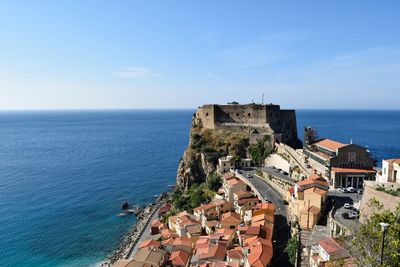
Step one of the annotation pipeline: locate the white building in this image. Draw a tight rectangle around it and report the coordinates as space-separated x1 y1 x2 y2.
378 159 400 184
218 156 253 173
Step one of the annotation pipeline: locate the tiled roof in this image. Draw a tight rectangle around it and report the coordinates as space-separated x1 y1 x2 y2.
304 187 328 196
158 204 171 215
138 239 161 249
386 158 400 164
173 237 193 247
331 167 376 173
319 238 345 254
226 178 245 186
221 212 241 223
186 224 202 235
169 250 191 266
313 138 346 151
298 178 329 188
223 173 236 180
246 240 273 267
288 186 294 194
197 244 227 261
227 247 243 259
205 220 220 227
216 227 236 239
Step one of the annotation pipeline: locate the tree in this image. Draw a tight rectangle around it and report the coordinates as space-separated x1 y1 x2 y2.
207 173 222 192
351 199 400 267
249 137 273 166
285 233 298 266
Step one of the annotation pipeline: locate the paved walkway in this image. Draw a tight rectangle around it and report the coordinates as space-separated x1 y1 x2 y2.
298 229 311 267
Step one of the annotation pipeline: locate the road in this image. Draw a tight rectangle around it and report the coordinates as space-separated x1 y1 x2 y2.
261 166 297 183
237 169 291 267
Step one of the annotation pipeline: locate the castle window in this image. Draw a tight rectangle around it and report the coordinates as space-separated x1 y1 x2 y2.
248 113 251 117
236 113 239 116
206 112 209 117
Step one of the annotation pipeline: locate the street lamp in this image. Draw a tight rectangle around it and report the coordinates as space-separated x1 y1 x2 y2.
379 222 390 266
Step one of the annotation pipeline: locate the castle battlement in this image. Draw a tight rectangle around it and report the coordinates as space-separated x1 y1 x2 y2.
194 103 300 148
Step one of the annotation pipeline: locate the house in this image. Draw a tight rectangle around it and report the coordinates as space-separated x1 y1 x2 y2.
220 212 241 229
158 204 171 218
378 158 400 184
223 176 248 203
309 237 353 267
186 224 203 238
131 247 169 267
287 174 328 229
235 198 261 218
243 239 273 267
218 156 253 173
303 137 375 188
216 227 236 249
227 247 244 265
169 250 191 267
172 237 193 253
138 239 161 249
239 225 273 247
204 220 220 235
193 199 232 226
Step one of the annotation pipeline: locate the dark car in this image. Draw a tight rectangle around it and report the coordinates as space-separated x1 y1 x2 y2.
342 212 349 219
282 200 289 205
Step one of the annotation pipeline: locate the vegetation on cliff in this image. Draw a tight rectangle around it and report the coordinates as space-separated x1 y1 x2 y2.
249 137 273 166
171 173 221 213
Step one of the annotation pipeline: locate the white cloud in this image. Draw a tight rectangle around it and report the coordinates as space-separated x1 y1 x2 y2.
114 67 157 78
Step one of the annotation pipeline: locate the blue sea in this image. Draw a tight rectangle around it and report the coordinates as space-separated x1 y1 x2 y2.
0 109 399 267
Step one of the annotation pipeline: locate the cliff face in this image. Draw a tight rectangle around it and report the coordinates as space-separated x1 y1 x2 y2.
176 115 250 190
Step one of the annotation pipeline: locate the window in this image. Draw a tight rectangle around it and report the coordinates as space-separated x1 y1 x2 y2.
394 170 398 181
383 168 386 175
236 113 240 116
349 152 356 163
248 113 251 117
205 112 209 117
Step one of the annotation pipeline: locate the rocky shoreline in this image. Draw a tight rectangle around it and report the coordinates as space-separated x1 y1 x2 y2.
99 192 171 267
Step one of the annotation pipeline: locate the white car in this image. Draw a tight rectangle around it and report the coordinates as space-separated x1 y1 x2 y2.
344 203 351 209
347 187 356 193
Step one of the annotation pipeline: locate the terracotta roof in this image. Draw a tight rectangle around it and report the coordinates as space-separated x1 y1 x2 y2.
221 212 241 223
226 178 245 186
314 139 347 151
223 173 236 180
205 220 220 227
162 237 175 246
319 238 345 254
386 158 400 164
169 250 191 266
304 187 328 196
234 190 252 198
300 205 321 214
132 247 167 266
186 224 202 235
309 174 327 182
198 261 239 267
161 229 178 239
331 167 376 174
138 239 161 249
298 178 329 188
227 248 243 259
151 219 162 227
158 204 171 215
246 240 273 267
216 227 236 240
253 203 276 212
197 244 227 261
173 237 193 247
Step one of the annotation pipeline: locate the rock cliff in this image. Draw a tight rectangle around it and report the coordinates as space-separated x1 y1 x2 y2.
176 114 251 190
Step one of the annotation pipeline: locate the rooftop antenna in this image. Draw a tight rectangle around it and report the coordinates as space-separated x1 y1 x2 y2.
262 93 264 104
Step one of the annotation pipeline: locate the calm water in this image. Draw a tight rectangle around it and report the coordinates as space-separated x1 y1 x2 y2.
0 109 399 267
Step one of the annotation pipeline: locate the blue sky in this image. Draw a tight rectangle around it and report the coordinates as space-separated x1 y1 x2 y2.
0 1 399 109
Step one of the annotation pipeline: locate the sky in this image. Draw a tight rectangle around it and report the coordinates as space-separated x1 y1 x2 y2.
0 1 399 110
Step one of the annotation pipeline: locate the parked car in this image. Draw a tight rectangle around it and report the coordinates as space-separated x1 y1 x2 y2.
277 168 282 172
237 170 242 174
282 200 289 205
356 188 363 194
347 187 356 193
342 212 349 219
306 164 312 168
264 198 272 203
247 174 253 178
338 187 347 193
344 203 351 209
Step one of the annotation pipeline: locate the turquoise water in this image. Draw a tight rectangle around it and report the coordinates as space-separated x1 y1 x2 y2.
0 109 399 267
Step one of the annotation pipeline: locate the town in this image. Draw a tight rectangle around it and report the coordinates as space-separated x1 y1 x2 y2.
111 104 400 267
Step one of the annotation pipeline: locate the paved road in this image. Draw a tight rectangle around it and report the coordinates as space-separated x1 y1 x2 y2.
237 170 290 267
261 166 297 183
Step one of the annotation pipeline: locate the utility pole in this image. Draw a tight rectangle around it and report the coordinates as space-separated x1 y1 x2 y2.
262 93 264 104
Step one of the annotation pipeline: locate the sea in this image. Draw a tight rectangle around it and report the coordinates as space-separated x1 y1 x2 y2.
0 109 399 267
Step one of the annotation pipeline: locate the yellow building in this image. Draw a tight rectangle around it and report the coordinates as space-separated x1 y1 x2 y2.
288 174 328 229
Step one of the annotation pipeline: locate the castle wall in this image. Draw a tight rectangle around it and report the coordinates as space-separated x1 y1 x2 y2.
195 104 300 148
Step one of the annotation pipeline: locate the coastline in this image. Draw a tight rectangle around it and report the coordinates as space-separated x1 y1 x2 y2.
99 192 171 267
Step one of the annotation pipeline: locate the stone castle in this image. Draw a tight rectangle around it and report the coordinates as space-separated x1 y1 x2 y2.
194 103 300 148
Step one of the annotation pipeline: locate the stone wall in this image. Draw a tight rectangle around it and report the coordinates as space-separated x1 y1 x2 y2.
360 181 400 223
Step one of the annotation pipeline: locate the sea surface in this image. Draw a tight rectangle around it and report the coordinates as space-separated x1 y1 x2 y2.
0 109 399 267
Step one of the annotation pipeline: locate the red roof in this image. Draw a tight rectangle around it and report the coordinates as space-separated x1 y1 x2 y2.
288 187 294 194
169 250 191 266
304 187 328 196
138 239 161 249
331 167 376 174
227 248 243 259
158 204 171 215
300 205 320 214
221 212 241 223
319 238 344 254
386 158 400 164
314 139 346 151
